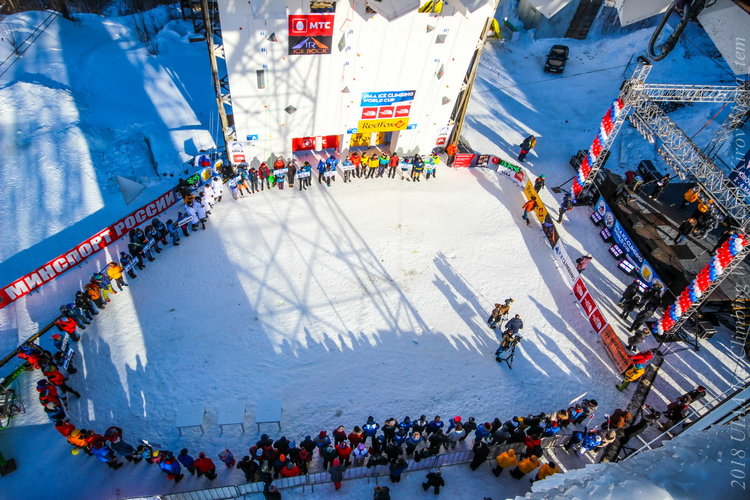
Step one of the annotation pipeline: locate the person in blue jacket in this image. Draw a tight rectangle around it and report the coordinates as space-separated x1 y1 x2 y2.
392 426 407 446
92 440 123 469
299 162 312 190
317 159 327 185
389 458 408 483
159 453 184 482
362 416 380 444
178 448 196 475
165 219 181 247
425 416 444 437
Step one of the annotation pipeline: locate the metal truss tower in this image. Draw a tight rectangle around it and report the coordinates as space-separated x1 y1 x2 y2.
180 0 236 149
581 57 750 337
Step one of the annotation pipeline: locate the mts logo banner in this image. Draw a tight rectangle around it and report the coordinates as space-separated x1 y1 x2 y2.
288 14 334 55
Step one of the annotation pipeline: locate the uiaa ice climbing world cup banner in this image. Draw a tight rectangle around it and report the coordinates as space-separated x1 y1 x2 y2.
594 195 662 286
288 14 334 55
0 190 177 309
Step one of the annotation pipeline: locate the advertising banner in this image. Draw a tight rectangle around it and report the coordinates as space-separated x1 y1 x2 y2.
452 153 476 168
357 118 410 133
588 308 607 333
572 277 588 301
552 240 578 288
288 14 334 55
228 141 252 166
523 180 549 222
600 325 633 373
579 292 598 317
595 196 662 285
0 190 177 308
360 90 416 107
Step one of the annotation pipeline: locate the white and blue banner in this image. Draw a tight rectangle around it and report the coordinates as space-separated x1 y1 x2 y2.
360 90 415 106
595 196 662 285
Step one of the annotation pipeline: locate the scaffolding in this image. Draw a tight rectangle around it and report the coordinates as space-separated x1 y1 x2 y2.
580 57 750 338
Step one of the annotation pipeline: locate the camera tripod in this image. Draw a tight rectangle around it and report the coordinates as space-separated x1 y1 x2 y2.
495 338 521 369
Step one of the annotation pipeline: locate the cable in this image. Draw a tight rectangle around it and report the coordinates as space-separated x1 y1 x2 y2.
689 102 728 140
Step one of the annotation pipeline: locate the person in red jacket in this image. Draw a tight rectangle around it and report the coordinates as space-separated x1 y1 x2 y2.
279 460 301 478
55 316 80 342
348 426 365 448
296 447 312 474
350 152 362 178
522 197 538 226
523 434 542 458
194 452 218 480
259 163 271 191
335 441 352 466
630 349 655 365
388 153 400 178
55 420 76 437
332 425 347 445
43 363 81 398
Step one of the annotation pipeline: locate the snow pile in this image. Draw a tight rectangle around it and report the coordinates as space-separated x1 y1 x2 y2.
518 422 748 500
0 8 215 271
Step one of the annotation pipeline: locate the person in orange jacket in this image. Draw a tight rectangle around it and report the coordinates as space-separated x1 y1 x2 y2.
492 448 518 476
532 461 560 482
522 197 538 226
43 362 81 398
510 454 540 479
446 142 458 165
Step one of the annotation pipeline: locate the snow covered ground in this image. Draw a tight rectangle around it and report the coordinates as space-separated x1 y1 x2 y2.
0 6 748 500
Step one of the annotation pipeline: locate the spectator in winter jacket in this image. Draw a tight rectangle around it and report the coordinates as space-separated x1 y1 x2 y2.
387 153 399 178
362 417 380 444
92 440 123 469
616 363 645 391
404 431 423 456
557 192 574 223
518 135 536 162
178 449 196 475
60 303 88 329
534 174 546 192
218 449 235 468
488 299 513 328
237 455 259 482
85 281 106 309
673 218 697 244
575 254 593 272
107 262 127 291
504 315 524 335
194 452 217 480
314 431 331 454
377 153 388 177
522 197 538 225
426 416 444 436
626 328 651 351
411 154 424 181
445 423 465 449
469 440 490 471
164 219 181 246
510 454 539 479
263 482 281 500
335 441 352 465
388 458 408 483
104 426 136 462
493 448 518 476
44 363 80 398
351 443 368 466
322 445 338 471
329 457 345 490
279 461 301 478
382 418 398 444
118 252 140 280
412 415 428 434
622 405 661 442
348 426 365 448
532 461 560 482
523 434 542 458
628 309 652 332
55 316 80 342
619 280 641 305
680 185 700 209
422 471 445 494
160 455 184 482
332 426 347 445
300 435 316 456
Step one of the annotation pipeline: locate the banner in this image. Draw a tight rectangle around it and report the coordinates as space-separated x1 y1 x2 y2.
523 180 549 222
600 325 632 373
729 149 750 200
552 240 578 287
0 190 177 308
357 118 410 133
360 91 416 107
228 141 255 166
452 153 475 168
594 196 662 285
288 14 334 55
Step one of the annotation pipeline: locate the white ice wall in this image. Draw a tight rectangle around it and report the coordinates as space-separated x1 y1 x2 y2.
217 0 498 158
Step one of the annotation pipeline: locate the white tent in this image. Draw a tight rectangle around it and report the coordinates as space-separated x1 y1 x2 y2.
698 0 750 75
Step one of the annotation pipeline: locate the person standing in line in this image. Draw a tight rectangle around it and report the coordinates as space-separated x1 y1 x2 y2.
350 151 362 178
287 160 297 187
522 197 537 226
619 294 641 320
300 161 312 190
317 159 327 184
165 219 181 246
411 154 424 181
259 163 271 190
616 363 645 391
388 152 399 178
629 308 652 332
178 449 196 475
492 448 517 476
107 261 127 291
329 457 345 490
488 299 513 329
626 328 651 351
377 153 389 177
194 452 218 480
388 458 408 483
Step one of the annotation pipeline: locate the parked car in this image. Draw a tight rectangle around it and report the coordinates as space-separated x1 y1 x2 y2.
544 45 569 73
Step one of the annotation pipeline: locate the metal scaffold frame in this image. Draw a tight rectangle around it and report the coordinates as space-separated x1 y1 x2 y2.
180 0 236 149
580 57 750 338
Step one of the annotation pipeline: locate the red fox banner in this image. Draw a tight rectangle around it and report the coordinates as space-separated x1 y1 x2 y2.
0 190 176 308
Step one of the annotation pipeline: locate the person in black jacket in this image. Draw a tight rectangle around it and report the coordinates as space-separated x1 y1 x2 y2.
618 280 641 306
263 479 281 500
422 471 445 494
469 440 490 471
620 295 641 320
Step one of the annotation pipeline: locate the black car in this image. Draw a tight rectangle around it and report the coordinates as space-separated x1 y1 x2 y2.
544 45 569 73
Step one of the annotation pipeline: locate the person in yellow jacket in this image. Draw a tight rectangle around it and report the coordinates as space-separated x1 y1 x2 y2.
492 448 518 476
680 185 700 210
106 262 127 291
510 454 540 479
616 363 645 391
366 153 379 178
532 461 560 482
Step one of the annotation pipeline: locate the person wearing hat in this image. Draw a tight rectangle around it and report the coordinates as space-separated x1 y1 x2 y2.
622 404 661 442
388 457 408 483
686 385 707 403
532 461 560 482
488 299 514 329
60 303 89 329
616 363 645 391
178 448 196 475
218 448 235 468
351 443 369 466
238 455 259 482
55 316 80 342
373 485 391 500
493 448 517 476
422 470 445 493
91 438 124 470
534 174 546 192
510 454 540 479
159 452 184 482
575 254 593 272
597 429 617 449
329 457 346 490
518 135 536 162
263 480 281 500
469 439 490 471
626 327 651 351
194 452 217 480
314 430 331 455
107 261 127 291
118 251 140 280
279 460 300 478
522 196 538 226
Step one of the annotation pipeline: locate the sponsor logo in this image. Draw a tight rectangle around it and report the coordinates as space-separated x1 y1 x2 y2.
288 15 335 36
378 107 394 118
357 118 409 132
395 105 411 117
361 108 378 119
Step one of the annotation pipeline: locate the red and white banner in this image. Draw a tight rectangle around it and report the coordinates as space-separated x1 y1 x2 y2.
0 190 177 309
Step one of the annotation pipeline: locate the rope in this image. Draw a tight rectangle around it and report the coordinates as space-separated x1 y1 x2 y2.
689 102 728 139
